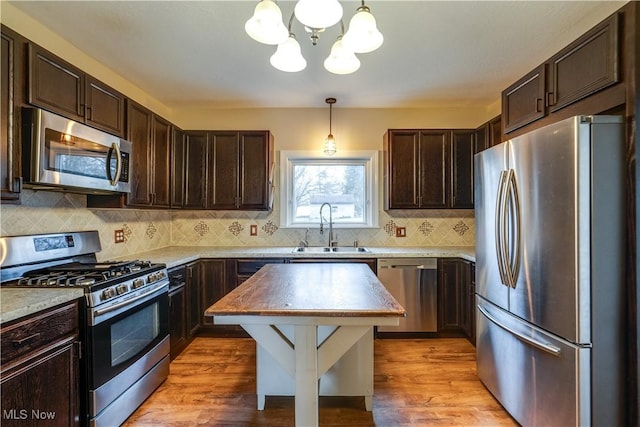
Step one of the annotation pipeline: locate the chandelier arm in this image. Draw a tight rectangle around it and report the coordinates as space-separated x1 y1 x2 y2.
287 10 296 33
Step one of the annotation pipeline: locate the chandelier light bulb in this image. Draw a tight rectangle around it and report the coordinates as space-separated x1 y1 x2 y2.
270 35 307 72
342 5 384 53
324 38 360 75
294 0 343 30
245 0 289 45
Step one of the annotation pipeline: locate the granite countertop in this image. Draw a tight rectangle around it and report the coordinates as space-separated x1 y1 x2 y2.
108 246 476 269
0 288 84 324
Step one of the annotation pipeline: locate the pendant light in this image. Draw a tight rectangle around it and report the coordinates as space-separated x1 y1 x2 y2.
324 98 337 156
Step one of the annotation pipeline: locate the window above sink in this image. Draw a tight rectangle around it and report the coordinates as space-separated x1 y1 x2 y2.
280 150 379 229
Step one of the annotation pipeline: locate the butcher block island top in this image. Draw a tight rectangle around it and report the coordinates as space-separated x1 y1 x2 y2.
206 263 405 318
205 263 405 427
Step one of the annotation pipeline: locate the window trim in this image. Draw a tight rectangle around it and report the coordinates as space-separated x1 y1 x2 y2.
279 150 379 229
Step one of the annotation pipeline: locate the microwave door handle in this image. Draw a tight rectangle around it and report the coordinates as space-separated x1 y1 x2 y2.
107 143 122 186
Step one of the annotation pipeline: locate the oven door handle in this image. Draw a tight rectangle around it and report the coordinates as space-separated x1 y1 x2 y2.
91 282 168 325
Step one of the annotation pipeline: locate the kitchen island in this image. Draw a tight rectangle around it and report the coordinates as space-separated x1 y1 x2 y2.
206 263 405 427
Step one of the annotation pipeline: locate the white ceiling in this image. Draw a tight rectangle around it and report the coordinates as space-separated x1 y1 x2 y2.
6 0 626 109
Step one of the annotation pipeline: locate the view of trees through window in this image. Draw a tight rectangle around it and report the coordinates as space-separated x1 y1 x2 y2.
292 163 365 224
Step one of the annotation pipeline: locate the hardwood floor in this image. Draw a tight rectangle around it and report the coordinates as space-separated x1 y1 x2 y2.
123 337 517 426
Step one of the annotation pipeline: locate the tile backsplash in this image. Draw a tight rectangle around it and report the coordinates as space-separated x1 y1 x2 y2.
1 189 474 260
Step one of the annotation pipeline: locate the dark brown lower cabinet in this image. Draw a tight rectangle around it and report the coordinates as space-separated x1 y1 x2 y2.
0 301 80 426
438 258 473 342
199 259 241 336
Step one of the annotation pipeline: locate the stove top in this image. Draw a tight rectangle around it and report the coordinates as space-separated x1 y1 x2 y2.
0 231 169 308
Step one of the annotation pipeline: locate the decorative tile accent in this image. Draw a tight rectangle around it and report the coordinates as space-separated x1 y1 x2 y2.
228 221 244 236
262 220 278 236
419 220 435 236
122 224 133 241
194 221 210 237
146 222 157 239
453 220 470 236
383 220 397 236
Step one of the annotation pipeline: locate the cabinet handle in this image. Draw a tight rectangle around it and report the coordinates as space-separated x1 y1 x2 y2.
87 106 93 120
13 333 40 346
535 98 542 112
546 92 555 107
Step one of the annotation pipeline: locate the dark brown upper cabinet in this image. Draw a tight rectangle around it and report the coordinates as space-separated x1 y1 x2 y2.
175 131 274 211
385 129 474 210
28 43 125 137
502 64 546 133
87 100 171 209
502 12 620 134
1 26 25 204
547 13 619 112
451 130 474 209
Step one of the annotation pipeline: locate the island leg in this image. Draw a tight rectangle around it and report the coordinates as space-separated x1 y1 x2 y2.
295 325 319 427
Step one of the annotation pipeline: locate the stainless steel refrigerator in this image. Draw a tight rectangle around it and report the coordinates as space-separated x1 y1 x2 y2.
474 115 626 426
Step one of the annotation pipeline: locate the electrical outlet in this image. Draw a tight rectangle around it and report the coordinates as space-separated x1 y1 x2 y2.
114 229 125 243
250 225 258 236
396 227 406 237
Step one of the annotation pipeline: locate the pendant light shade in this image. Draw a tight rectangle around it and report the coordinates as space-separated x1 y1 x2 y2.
324 37 360 75
270 35 307 72
245 0 289 45
323 98 337 156
294 0 343 30
342 4 383 53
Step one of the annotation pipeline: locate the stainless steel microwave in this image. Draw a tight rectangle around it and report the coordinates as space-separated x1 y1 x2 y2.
22 107 132 194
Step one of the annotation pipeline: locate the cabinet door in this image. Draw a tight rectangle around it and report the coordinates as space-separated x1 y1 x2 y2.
474 123 489 153
186 262 201 337
126 100 153 206
502 64 546 133
171 128 185 208
238 131 272 210
1 339 79 427
169 285 188 360
438 258 464 333
1 28 22 203
184 131 208 209
451 130 474 209
385 131 420 209
151 115 171 208
199 259 229 327
488 115 502 147
418 130 450 208
547 13 619 112
85 75 125 137
208 132 238 209
28 44 84 122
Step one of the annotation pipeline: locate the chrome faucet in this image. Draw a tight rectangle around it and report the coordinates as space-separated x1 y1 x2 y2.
319 202 336 247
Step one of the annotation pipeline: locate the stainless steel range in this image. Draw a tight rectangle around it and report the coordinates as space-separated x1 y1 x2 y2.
0 231 170 427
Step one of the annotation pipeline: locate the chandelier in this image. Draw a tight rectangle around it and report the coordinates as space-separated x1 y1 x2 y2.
245 0 383 74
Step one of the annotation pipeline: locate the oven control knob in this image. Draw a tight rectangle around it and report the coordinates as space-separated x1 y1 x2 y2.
132 278 145 289
116 284 128 295
148 273 156 283
101 287 116 301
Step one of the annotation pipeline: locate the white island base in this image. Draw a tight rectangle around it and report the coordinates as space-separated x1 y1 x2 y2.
252 324 374 411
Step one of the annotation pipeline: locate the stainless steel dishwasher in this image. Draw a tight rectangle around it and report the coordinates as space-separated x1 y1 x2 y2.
376 258 438 332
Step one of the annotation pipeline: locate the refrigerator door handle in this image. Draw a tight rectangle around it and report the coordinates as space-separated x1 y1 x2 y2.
506 169 522 288
477 304 561 357
495 170 510 286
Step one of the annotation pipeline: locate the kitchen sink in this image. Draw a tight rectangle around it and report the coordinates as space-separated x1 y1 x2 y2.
291 246 371 253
